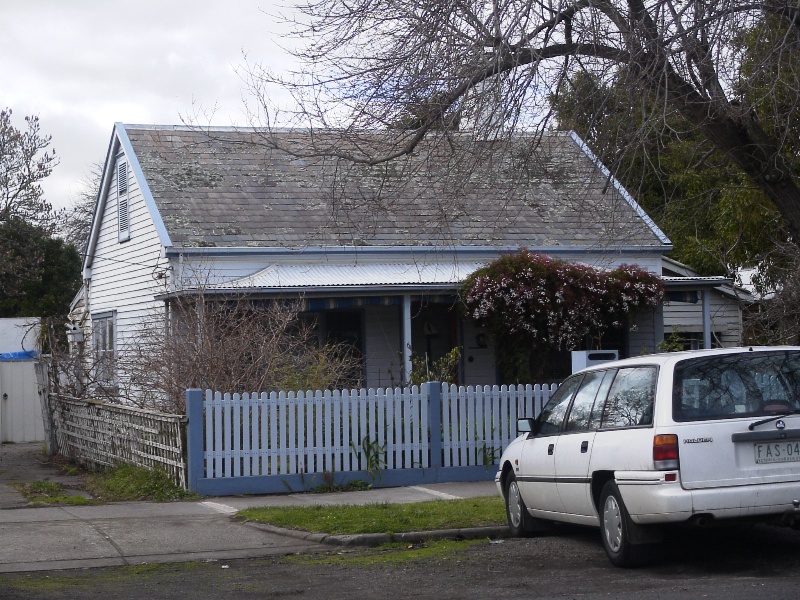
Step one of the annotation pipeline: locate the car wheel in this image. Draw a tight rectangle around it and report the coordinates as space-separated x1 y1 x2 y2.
505 473 536 537
599 481 647 567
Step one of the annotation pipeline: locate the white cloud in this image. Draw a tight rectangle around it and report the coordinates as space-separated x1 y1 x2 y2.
0 0 299 209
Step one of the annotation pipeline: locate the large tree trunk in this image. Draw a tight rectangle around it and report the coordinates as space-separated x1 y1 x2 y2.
697 114 800 242
662 68 800 241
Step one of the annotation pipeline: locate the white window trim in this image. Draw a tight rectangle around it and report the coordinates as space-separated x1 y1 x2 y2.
91 311 117 387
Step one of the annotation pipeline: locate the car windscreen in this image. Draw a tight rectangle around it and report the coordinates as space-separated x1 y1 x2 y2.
672 350 800 422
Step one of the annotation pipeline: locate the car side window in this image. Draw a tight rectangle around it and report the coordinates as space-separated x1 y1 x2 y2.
566 370 615 432
600 367 657 428
538 375 582 435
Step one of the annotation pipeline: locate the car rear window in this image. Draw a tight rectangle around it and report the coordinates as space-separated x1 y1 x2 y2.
672 350 800 422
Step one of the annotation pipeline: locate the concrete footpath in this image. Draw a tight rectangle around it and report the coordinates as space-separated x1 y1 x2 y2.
0 443 501 573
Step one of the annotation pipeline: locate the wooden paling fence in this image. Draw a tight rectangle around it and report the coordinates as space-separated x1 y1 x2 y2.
185 382 556 496
41 382 556 497
51 395 187 488
440 383 550 468
197 386 429 480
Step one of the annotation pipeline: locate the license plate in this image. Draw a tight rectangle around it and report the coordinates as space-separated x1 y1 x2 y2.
754 441 800 464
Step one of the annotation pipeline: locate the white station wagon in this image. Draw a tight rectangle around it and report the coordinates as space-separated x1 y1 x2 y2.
496 347 800 566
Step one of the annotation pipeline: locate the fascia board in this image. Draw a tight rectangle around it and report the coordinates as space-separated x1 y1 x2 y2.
164 244 671 260
662 277 732 289
83 128 120 273
156 283 458 301
115 124 173 250
68 286 85 312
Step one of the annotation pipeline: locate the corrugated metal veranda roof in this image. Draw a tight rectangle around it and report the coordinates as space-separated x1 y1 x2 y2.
206 261 489 293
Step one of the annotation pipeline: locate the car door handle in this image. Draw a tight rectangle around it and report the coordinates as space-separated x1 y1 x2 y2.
548 443 554 455
581 440 589 453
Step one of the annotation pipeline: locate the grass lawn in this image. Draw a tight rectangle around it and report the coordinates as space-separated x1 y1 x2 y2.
237 496 507 535
10 481 99 506
12 464 196 505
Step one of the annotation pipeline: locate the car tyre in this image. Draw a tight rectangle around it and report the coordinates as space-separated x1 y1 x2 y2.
599 480 648 567
505 473 537 537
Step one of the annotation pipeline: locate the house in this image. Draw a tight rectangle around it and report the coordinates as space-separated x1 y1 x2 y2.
74 124 734 399
661 257 749 349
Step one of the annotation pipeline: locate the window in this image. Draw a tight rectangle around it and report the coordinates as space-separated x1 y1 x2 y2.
92 312 115 385
667 331 720 351
565 370 614 432
673 351 800 421
117 161 130 242
600 367 657 428
537 375 582 435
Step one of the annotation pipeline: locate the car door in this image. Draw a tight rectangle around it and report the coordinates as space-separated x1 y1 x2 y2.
589 366 659 475
555 369 615 518
517 375 582 517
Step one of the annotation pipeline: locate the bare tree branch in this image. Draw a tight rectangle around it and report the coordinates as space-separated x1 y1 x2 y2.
240 0 800 239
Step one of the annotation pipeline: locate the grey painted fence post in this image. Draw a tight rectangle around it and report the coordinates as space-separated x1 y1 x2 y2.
427 382 443 469
186 389 204 493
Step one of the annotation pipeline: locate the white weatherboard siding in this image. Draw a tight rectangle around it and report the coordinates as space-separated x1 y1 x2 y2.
628 307 661 356
89 154 169 390
364 305 402 387
664 291 743 347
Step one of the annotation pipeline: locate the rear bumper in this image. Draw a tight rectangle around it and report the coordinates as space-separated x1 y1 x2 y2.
616 472 800 525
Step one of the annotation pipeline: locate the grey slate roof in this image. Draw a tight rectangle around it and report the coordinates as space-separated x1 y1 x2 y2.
123 125 668 250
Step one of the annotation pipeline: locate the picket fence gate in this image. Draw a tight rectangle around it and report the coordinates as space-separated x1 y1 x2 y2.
185 382 556 496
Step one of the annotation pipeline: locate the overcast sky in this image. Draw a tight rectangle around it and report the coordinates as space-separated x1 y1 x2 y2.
0 0 296 210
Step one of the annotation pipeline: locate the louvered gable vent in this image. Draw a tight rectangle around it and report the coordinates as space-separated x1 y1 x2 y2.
117 161 130 242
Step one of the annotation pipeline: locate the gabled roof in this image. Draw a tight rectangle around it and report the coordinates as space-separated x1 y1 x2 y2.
116 125 669 252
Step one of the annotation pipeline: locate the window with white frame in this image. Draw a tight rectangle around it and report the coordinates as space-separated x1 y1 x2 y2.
117 160 130 242
92 312 116 385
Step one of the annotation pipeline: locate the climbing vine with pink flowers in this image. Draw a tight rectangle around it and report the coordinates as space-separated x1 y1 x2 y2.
462 251 663 379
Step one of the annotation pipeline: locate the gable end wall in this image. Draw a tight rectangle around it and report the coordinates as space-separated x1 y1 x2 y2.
88 152 169 391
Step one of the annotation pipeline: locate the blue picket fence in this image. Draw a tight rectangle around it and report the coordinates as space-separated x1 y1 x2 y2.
185 382 556 496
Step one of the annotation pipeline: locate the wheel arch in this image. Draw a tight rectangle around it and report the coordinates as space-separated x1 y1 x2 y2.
591 470 616 514
499 460 515 497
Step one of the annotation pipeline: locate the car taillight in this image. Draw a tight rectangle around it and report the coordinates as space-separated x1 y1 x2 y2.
653 434 680 470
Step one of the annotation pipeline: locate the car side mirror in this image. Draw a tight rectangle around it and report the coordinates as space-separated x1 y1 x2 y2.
517 417 536 435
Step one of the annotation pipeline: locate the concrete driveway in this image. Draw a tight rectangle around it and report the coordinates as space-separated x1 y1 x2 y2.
0 442 86 509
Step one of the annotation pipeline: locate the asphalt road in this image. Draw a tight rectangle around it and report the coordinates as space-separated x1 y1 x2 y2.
2 522 800 599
